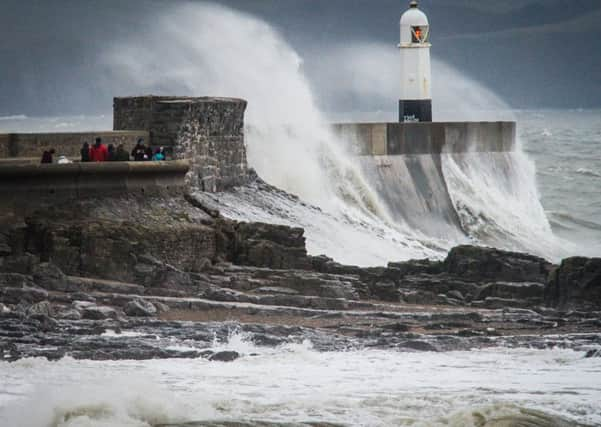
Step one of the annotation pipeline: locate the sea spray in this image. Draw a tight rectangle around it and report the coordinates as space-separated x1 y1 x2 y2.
102 2 563 263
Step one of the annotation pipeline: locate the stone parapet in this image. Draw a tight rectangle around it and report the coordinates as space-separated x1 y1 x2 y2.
0 160 189 201
332 121 516 156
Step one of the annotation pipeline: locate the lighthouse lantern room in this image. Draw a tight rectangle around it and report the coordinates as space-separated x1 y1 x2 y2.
399 0 432 122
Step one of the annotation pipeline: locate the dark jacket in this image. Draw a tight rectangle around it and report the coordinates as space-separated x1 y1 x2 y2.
131 144 146 161
115 147 130 161
41 151 53 164
81 145 90 162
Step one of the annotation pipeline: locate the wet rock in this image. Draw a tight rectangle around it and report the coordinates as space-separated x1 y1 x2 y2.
545 257 601 310
476 282 544 301
81 305 118 320
381 322 411 333
388 258 444 276
444 245 553 283
447 290 465 301
370 281 399 301
26 300 54 317
32 262 67 291
0 254 39 274
254 286 299 295
0 232 11 256
400 340 438 352
233 222 311 270
1 284 48 304
208 350 240 362
585 348 601 358
472 297 533 309
154 301 170 313
124 298 157 317
57 308 82 320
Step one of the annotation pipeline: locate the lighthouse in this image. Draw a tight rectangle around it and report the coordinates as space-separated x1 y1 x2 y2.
399 0 432 122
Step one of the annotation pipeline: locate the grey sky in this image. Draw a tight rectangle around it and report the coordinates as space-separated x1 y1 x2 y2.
0 0 600 115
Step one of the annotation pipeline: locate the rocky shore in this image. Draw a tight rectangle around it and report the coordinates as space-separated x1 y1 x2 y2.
1 189 600 362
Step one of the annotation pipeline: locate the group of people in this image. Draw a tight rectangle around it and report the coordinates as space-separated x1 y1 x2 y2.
41 138 167 164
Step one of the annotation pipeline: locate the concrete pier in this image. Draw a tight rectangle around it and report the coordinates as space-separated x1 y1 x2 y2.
332 121 516 155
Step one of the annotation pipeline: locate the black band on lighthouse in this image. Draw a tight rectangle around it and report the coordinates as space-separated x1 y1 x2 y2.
399 99 432 122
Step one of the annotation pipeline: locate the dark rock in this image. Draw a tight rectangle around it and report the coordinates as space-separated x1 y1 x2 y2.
388 258 444 276
208 350 240 362
447 290 465 301
154 301 170 313
545 257 601 310
401 340 438 352
57 308 82 320
0 233 11 256
476 282 544 301
32 262 67 291
1 284 48 304
444 245 553 283
370 281 399 301
471 297 533 309
124 298 157 317
381 322 411 332
82 305 118 320
26 300 54 317
233 222 311 270
0 254 39 274
585 348 601 358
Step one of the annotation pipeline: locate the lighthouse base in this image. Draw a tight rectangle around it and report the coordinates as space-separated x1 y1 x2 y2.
399 99 432 123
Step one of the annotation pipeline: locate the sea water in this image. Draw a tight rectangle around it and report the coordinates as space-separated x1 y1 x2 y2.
0 337 600 426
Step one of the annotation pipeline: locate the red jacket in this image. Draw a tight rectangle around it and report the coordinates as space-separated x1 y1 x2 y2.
89 144 108 162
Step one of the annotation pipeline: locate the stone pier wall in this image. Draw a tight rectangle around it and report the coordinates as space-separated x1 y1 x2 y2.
332 121 516 155
114 96 248 192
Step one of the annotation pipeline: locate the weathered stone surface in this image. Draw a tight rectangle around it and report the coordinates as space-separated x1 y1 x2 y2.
57 308 82 320
81 305 118 320
444 245 553 283
475 282 544 301
114 96 248 192
1 284 48 304
545 257 601 310
26 300 54 317
124 298 158 317
32 262 67 291
232 222 311 270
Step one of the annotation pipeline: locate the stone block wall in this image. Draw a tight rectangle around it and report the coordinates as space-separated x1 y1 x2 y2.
114 96 248 192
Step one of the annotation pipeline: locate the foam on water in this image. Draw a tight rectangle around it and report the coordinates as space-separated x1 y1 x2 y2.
1 335 600 426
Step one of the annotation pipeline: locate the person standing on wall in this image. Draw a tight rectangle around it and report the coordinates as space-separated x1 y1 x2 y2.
115 144 130 161
41 148 55 164
89 137 108 162
80 142 90 162
131 138 147 161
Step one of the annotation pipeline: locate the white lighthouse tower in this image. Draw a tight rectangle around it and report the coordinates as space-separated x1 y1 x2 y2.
399 0 432 122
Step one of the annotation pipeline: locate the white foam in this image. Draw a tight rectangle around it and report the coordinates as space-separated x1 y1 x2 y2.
1 345 600 426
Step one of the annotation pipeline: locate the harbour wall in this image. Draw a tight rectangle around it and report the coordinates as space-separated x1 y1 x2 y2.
0 96 247 201
0 160 190 202
332 121 515 156
332 121 517 240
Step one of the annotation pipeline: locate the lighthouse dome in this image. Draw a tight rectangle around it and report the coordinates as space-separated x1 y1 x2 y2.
400 1 429 45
